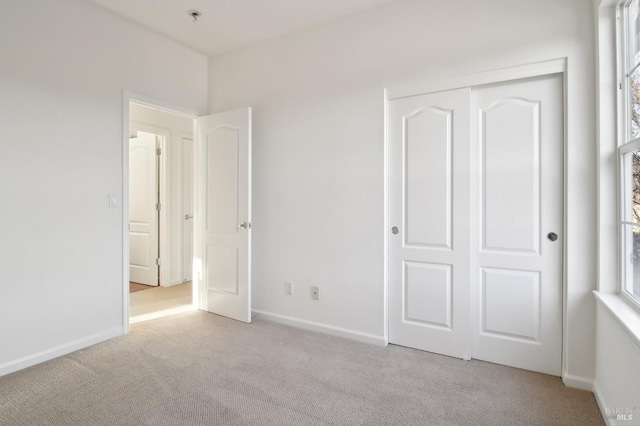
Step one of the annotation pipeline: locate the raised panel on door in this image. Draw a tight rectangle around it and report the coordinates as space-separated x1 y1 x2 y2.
482 99 540 254
205 127 239 297
207 246 239 294
404 262 452 328
480 268 540 341
388 88 471 359
471 74 563 376
206 127 239 234
405 108 453 249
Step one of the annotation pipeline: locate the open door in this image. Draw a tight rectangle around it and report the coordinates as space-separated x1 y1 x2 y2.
194 108 252 323
129 131 159 286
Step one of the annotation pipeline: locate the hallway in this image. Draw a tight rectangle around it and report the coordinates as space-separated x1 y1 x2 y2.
130 281 193 324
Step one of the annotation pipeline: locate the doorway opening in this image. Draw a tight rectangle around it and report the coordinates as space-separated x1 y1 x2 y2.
122 96 253 329
126 100 197 325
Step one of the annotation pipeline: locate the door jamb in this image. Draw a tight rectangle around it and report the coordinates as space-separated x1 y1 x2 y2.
383 58 568 373
122 91 198 334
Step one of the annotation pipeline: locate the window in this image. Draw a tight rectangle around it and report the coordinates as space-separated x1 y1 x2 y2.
620 0 640 307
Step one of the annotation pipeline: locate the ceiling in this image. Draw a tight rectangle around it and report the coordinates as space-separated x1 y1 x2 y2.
87 0 396 56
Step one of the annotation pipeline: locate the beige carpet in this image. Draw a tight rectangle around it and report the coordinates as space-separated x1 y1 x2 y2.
0 311 604 425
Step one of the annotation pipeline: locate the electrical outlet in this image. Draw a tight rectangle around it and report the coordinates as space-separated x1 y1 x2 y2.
285 281 294 295
311 286 319 300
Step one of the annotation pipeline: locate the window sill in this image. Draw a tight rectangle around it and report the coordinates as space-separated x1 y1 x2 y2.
594 291 640 350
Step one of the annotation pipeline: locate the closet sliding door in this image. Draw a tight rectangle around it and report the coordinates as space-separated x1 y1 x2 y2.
388 74 564 376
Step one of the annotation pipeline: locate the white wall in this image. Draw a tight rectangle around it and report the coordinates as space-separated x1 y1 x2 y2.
594 302 640 425
209 0 597 384
0 0 207 375
129 104 194 286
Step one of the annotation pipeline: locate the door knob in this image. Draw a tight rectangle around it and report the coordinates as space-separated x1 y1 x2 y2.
391 226 399 235
547 232 558 242
185 215 194 220
237 222 251 230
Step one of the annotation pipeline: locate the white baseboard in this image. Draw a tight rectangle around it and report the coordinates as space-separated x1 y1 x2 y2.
593 382 613 426
0 328 123 377
252 310 386 346
562 373 593 391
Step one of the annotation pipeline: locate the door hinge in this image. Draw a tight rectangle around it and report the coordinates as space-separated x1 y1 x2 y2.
156 258 161 266
156 202 161 211
156 148 161 155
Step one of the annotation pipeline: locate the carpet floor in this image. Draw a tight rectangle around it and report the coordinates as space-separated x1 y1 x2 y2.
0 311 604 425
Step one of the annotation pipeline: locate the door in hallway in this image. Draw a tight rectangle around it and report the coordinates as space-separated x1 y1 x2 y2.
129 131 159 286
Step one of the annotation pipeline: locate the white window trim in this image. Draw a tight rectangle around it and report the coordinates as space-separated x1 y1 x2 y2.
617 0 640 311
592 0 640 368
589 0 640 361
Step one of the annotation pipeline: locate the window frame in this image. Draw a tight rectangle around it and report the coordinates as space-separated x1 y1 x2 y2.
618 0 640 311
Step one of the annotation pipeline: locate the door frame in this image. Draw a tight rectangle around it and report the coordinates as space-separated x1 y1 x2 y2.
122 91 198 334
383 58 568 373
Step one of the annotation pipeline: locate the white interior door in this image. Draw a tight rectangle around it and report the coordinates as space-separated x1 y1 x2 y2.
195 108 252 323
388 88 471 359
470 74 563 376
182 136 194 282
129 131 159 286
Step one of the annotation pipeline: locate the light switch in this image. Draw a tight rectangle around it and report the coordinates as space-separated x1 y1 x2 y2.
108 193 119 208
